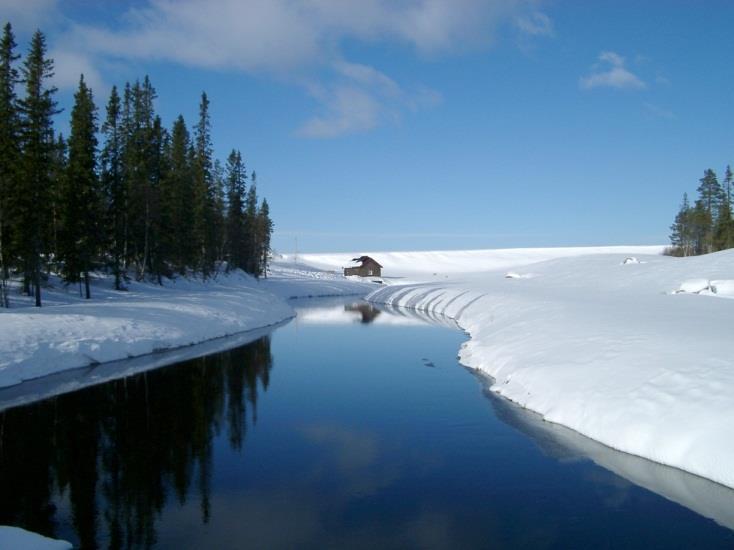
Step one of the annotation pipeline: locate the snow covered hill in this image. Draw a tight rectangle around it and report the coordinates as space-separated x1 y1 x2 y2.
366 248 734 490
288 245 665 277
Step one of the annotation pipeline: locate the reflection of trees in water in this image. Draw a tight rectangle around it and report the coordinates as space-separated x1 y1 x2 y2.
0 336 273 549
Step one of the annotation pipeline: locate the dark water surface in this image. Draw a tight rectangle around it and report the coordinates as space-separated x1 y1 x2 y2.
1 299 734 549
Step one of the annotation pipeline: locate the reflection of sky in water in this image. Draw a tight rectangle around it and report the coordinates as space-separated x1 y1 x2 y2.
2 299 734 549
155 306 734 549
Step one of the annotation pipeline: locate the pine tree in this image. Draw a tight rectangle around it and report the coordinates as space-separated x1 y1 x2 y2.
17 30 59 306
224 149 246 270
60 75 100 299
257 198 273 277
243 171 259 275
193 92 217 277
716 165 734 250
147 115 168 283
101 85 126 290
48 133 67 265
669 193 693 256
163 115 195 273
124 77 159 278
0 23 20 307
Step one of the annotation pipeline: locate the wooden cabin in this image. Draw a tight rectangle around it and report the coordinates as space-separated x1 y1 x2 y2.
344 256 383 277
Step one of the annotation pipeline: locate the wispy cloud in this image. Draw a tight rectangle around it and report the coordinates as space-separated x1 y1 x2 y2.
644 102 675 120
580 51 646 91
8 0 551 136
0 0 58 32
298 61 442 138
515 11 554 37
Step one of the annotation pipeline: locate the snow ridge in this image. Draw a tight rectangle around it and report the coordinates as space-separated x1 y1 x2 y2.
368 249 734 490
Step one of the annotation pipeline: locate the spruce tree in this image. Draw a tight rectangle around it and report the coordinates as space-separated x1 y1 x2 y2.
243 171 259 275
48 132 67 265
0 22 20 307
164 115 195 273
60 75 99 299
224 149 246 270
101 85 126 290
194 92 216 277
669 193 692 256
17 30 58 306
257 199 273 277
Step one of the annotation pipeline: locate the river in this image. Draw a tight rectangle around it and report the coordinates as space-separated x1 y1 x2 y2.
1 298 733 549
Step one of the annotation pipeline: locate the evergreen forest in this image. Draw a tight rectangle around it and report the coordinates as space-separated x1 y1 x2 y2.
0 23 273 307
668 166 734 256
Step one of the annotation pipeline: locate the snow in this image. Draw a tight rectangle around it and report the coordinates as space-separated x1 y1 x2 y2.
0 526 72 550
288 245 665 277
365 247 734 490
677 278 711 294
4 243 734 494
0 264 372 390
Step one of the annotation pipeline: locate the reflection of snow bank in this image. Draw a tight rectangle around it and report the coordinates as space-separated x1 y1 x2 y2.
368 249 734 489
480 376 734 532
0 526 72 549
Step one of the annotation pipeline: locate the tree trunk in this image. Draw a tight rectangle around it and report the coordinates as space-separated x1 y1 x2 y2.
34 256 41 307
84 270 91 299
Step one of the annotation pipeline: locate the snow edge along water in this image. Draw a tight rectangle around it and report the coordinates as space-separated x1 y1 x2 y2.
366 249 734 491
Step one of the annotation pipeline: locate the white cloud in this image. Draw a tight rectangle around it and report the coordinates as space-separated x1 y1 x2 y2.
298 62 443 138
9 0 550 136
298 85 382 138
0 0 58 32
515 11 554 37
580 51 646 91
644 102 675 120
50 49 107 96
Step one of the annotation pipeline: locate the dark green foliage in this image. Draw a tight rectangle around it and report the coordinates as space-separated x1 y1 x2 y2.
667 166 734 256
60 75 100 298
0 23 20 307
224 149 247 270
16 29 59 306
0 23 275 304
100 85 125 290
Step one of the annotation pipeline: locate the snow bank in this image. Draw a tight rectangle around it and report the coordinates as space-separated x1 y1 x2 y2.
0 526 71 549
289 245 665 277
368 249 734 489
0 267 372 389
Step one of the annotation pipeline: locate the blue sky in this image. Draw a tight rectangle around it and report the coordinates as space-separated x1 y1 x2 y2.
3 0 734 252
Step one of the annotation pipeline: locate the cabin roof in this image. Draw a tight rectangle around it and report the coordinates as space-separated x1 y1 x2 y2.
351 255 383 268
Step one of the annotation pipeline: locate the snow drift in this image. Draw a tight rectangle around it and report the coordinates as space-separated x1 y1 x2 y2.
367 248 734 490
0 267 371 389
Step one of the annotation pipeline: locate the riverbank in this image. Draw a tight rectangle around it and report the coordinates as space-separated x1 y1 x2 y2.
365 247 734 490
0 262 372 388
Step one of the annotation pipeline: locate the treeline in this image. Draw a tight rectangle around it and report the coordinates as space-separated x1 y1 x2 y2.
668 166 733 256
0 23 273 307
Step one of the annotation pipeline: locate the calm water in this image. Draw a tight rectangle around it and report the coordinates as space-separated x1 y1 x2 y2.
1 298 734 549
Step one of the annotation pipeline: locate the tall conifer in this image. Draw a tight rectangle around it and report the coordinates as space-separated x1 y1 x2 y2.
60 75 99 298
0 23 20 306
101 85 126 289
17 30 58 306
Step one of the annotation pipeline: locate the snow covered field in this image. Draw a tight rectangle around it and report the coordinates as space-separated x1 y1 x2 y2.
364 246 734 490
4 243 734 493
0 262 371 389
